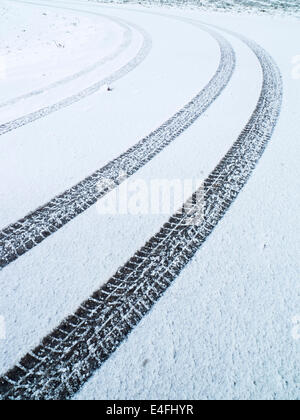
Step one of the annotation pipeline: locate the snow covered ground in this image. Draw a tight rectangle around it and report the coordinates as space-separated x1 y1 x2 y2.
0 1 127 104
96 0 300 16
0 0 299 400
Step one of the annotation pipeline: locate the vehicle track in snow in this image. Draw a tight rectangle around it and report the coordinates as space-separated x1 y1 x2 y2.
0 14 282 399
0 2 152 136
0 17 235 270
0 2 133 110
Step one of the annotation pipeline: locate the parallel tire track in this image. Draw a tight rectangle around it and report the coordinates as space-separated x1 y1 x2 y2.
0 3 133 109
0 22 282 399
0 24 235 270
0 8 152 137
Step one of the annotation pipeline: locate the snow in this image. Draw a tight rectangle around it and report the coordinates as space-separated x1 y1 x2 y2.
0 0 126 104
94 0 300 16
0 0 299 400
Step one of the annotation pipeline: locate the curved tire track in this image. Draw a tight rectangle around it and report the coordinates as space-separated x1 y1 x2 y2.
0 1 133 110
0 23 235 270
0 6 152 137
0 19 282 399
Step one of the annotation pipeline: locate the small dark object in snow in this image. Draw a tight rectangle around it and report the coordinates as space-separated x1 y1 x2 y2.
142 359 150 367
107 86 113 92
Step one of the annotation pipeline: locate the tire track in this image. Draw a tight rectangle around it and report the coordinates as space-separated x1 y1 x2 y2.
0 20 282 400
0 22 235 270
0 5 152 137
0 1 133 110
